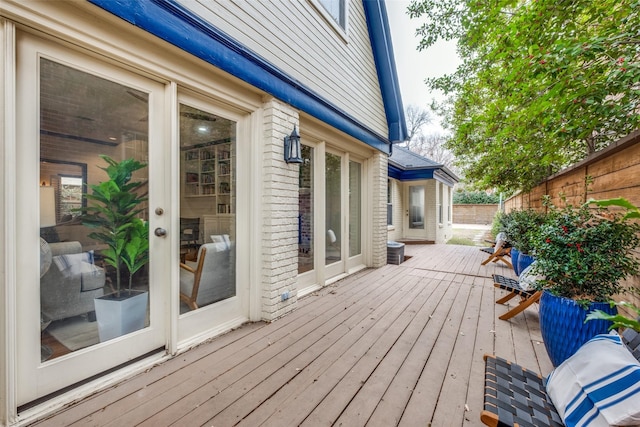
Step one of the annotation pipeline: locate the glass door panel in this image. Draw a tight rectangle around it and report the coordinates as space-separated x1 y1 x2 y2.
39 59 151 357
298 145 314 275
178 103 236 314
409 185 425 229
348 161 362 257
325 152 342 265
176 93 244 345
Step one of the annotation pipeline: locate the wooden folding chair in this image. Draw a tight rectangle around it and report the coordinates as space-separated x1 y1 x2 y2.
492 274 541 320
481 328 640 427
480 234 513 268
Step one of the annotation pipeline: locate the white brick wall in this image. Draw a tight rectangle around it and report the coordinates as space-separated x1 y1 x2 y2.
260 98 299 321
371 151 388 268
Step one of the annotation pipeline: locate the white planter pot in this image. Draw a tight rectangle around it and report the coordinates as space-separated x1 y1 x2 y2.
94 290 148 342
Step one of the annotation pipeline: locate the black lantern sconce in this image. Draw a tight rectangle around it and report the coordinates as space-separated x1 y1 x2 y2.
283 125 303 164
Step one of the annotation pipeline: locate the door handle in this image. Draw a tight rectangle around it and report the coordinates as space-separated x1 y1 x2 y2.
154 227 167 237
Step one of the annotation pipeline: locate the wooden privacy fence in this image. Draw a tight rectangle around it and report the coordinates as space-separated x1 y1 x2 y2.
505 130 640 309
453 204 499 225
505 130 640 211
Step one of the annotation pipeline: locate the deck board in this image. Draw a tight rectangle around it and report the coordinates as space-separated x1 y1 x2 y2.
32 244 551 427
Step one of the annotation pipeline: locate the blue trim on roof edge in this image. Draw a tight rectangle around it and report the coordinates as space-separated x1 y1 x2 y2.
87 0 393 153
362 0 407 144
388 164 458 187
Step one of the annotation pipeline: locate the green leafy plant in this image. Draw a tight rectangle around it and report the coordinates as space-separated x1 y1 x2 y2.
530 198 640 303
78 155 148 296
408 0 640 193
453 190 500 204
503 208 546 255
586 301 640 333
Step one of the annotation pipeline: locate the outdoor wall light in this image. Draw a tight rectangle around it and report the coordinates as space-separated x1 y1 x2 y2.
283 125 303 164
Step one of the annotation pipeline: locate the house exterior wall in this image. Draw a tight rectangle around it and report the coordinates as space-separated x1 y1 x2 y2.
386 179 455 244
260 99 299 321
434 182 453 244
424 180 437 241
0 0 396 422
371 151 388 267
177 0 388 138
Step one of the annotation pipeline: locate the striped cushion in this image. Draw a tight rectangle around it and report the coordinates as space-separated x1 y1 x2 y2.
546 333 640 426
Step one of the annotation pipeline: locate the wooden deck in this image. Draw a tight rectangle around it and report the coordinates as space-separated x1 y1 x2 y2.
31 244 552 426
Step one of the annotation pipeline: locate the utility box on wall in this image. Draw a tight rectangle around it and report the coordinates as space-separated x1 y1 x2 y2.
386 241 405 265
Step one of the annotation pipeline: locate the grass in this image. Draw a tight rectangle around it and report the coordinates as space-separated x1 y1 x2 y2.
447 226 493 246
446 237 477 246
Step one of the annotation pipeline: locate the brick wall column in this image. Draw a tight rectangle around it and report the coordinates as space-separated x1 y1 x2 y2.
371 150 388 268
260 98 299 321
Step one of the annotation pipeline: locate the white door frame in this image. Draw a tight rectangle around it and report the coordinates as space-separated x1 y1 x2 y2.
14 31 168 405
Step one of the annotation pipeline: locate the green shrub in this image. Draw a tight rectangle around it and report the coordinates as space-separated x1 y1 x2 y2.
453 191 500 204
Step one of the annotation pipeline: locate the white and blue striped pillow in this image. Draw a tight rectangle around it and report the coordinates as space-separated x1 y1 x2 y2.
546 332 640 426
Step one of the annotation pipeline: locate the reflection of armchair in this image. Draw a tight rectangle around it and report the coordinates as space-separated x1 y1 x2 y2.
40 241 105 322
179 242 234 310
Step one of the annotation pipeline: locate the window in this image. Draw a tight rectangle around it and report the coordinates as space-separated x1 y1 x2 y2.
298 145 314 274
438 183 444 224
387 179 392 226
317 0 346 29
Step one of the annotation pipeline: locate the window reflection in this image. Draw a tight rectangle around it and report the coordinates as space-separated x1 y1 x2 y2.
178 103 236 313
39 58 149 360
298 145 314 274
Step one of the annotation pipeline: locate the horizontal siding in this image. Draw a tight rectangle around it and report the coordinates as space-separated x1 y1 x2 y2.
177 0 388 138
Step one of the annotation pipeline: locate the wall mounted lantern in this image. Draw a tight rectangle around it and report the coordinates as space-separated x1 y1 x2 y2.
283 125 303 164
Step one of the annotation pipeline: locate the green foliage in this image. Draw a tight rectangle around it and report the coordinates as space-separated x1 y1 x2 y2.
491 210 507 239
503 209 546 254
453 190 500 204
586 301 640 332
78 155 148 294
408 0 640 193
530 199 640 302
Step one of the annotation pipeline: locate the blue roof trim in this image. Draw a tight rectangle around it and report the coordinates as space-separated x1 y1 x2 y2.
87 0 391 152
362 0 408 144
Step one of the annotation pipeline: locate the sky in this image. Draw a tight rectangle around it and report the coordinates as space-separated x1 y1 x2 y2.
385 1 461 132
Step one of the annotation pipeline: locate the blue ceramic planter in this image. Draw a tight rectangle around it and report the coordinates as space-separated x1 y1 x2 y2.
511 248 521 275
539 290 616 367
517 253 535 276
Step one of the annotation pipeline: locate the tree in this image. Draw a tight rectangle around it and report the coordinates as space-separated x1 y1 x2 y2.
408 0 640 193
405 104 433 143
402 105 461 176
411 132 460 175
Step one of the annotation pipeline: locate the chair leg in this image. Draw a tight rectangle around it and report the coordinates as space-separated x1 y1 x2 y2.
480 410 500 427
495 291 517 305
498 291 542 320
498 257 513 268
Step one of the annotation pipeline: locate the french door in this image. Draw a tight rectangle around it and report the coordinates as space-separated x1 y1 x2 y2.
175 91 246 345
15 32 168 405
326 150 364 278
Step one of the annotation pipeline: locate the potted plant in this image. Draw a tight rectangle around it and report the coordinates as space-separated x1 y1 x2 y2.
79 155 149 342
530 197 640 366
504 208 545 275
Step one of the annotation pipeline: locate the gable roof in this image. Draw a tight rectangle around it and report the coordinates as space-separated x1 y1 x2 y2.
388 145 459 186
88 0 407 153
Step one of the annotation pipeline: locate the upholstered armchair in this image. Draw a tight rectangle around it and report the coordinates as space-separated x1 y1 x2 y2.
40 241 105 322
179 241 235 310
